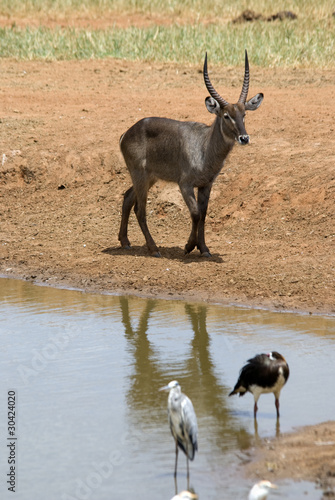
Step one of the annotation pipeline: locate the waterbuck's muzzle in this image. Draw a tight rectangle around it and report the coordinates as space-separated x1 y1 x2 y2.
238 134 249 145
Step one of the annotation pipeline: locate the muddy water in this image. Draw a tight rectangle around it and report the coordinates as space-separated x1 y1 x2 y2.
0 278 334 500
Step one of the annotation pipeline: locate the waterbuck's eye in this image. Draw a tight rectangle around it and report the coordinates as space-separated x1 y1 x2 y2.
223 113 230 120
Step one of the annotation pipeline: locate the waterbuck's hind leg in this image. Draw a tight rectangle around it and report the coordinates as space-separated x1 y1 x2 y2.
132 175 161 257
119 186 136 249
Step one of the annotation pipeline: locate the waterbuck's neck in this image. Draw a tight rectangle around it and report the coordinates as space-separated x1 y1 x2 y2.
204 116 235 175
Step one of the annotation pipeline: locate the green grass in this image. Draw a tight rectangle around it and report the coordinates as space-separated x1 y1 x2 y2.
0 0 334 67
1 21 334 67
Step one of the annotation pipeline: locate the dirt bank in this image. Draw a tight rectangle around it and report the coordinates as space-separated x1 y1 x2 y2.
1 58 334 315
244 421 335 498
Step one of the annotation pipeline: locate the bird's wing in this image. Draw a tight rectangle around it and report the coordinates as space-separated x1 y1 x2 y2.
181 396 198 458
246 353 270 367
242 356 282 389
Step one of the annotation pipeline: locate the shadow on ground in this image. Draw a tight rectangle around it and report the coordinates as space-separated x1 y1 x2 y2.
102 246 224 263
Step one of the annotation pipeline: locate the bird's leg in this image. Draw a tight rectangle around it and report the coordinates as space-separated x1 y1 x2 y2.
187 456 190 489
174 440 178 478
174 475 178 495
253 401 258 418
275 398 280 417
253 417 259 438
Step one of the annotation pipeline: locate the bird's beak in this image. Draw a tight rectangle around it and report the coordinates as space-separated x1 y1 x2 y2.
269 482 278 489
159 385 170 392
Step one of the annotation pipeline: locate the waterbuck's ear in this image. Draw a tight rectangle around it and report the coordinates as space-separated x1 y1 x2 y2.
205 96 221 115
245 93 264 111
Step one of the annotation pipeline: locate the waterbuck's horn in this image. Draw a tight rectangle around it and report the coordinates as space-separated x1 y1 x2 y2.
238 50 250 104
203 53 229 108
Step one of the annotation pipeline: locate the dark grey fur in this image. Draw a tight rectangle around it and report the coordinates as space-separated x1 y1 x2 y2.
118 51 263 257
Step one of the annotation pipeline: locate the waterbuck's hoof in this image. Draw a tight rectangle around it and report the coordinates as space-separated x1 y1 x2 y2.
122 244 131 250
201 251 212 258
184 245 196 255
151 251 161 258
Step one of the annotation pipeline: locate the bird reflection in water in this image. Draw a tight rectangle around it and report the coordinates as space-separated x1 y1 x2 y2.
254 416 281 440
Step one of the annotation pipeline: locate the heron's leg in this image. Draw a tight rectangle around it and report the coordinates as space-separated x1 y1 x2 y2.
174 440 178 478
174 475 178 495
186 456 190 489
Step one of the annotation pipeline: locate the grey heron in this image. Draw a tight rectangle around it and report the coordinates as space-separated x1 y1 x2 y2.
248 480 277 500
229 351 289 418
159 380 198 482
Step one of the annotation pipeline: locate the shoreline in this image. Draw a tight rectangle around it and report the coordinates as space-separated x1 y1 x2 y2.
1 267 335 318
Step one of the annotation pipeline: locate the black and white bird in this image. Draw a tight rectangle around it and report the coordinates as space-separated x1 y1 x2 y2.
248 480 277 500
159 381 198 482
229 351 289 417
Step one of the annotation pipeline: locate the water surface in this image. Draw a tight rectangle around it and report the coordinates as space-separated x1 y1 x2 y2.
0 278 334 500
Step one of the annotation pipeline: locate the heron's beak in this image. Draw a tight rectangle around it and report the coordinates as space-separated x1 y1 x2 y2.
159 385 170 392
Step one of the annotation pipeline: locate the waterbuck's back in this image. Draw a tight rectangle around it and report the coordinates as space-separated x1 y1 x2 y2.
120 117 211 184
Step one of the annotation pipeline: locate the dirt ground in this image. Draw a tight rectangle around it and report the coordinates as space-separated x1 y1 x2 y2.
1 58 334 314
245 420 335 497
0 16 334 495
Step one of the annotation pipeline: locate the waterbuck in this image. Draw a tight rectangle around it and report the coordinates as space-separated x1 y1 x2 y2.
118 51 263 257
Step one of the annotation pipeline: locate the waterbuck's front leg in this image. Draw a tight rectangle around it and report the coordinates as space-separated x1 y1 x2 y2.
180 183 212 257
179 183 200 255
196 183 213 257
